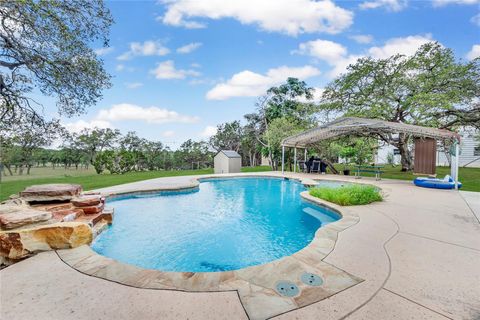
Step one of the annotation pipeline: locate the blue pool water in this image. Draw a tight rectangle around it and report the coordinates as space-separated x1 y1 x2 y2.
92 177 340 272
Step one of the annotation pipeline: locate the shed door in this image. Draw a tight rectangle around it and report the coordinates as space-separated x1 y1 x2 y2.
414 138 436 175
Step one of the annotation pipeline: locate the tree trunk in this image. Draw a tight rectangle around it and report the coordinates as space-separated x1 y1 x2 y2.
5 165 13 175
398 134 413 171
27 165 32 175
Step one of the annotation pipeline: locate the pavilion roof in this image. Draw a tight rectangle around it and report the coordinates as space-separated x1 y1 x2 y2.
281 117 460 148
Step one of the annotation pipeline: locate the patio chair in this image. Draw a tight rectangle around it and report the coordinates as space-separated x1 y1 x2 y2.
298 160 308 173
310 160 321 173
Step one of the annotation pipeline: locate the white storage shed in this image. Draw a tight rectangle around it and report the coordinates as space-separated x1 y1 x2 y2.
214 150 241 174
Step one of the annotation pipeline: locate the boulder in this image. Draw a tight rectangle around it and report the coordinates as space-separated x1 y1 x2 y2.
50 209 84 222
71 195 102 207
77 208 114 226
20 184 82 202
0 222 92 260
81 203 105 215
0 205 52 230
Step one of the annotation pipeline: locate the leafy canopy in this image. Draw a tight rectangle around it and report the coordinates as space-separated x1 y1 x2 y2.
0 0 113 130
321 42 480 129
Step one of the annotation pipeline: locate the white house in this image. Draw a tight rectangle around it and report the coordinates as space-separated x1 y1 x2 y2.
214 150 242 174
375 127 480 168
436 127 480 167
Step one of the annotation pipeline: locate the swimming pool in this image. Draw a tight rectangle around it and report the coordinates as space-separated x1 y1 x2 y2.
92 177 340 272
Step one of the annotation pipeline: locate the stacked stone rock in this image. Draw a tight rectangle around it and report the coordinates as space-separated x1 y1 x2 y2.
71 194 105 215
0 184 114 265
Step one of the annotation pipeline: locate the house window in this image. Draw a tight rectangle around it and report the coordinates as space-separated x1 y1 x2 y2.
474 146 480 157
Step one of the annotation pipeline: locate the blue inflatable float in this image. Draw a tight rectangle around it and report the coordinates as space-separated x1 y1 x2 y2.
413 175 462 189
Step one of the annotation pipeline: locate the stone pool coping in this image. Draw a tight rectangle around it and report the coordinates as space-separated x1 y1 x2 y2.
57 173 364 320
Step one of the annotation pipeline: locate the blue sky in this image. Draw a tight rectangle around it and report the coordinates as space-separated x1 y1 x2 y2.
52 0 479 148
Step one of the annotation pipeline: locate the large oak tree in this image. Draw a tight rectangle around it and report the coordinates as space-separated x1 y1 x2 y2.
320 42 480 171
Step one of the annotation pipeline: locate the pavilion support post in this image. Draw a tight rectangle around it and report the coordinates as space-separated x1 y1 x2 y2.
304 148 307 161
294 147 297 173
455 141 459 190
281 145 285 174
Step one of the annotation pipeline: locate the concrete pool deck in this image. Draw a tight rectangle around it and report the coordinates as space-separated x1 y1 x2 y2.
1 172 479 319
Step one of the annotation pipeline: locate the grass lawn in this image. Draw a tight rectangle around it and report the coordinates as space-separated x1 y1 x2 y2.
1 164 478 201
335 165 480 192
0 166 272 201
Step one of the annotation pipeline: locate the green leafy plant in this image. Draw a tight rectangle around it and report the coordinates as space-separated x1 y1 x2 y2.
339 146 356 170
309 184 382 206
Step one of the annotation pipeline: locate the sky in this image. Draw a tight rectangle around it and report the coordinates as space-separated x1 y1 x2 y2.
47 0 479 148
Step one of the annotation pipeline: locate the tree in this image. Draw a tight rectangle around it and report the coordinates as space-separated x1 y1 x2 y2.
143 141 165 170
119 131 147 171
321 42 480 171
264 77 316 124
250 78 319 169
77 128 120 165
0 136 15 178
8 120 59 174
0 0 113 130
176 139 212 169
209 121 243 152
263 118 306 171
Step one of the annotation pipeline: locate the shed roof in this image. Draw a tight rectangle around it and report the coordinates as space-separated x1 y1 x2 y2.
216 150 241 158
282 117 460 148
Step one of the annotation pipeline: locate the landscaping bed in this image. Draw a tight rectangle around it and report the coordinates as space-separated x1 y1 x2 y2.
309 184 383 206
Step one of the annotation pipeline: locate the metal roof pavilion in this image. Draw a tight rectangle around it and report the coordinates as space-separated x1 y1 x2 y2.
280 117 461 189
282 117 460 148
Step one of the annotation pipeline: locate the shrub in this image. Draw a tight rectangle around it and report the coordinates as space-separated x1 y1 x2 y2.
309 184 382 206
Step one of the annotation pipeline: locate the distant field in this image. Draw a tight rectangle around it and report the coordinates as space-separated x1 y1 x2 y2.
0 166 272 201
2 166 97 182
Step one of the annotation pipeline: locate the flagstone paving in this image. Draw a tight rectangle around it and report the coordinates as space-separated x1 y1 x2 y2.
1 172 479 320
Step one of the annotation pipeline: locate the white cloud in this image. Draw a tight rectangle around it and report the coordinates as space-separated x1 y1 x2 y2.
125 82 143 89
96 103 199 124
63 119 113 134
359 0 407 11
160 0 353 36
466 44 480 60
471 13 480 26
116 64 125 71
162 130 176 137
328 55 363 78
294 34 435 78
200 126 218 137
297 87 324 103
292 39 348 64
432 0 479 6
150 60 200 79
176 42 202 54
206 65 321 100
95 47 114 56
349 34 374 44
367 34 433 59
117 40 170 60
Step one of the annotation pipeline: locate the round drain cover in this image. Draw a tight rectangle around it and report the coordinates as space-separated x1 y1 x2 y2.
301 273 323 286
275 281 299 297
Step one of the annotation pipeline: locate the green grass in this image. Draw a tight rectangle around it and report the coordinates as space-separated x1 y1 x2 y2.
240 165 272 172
0 166 273 201
1 166 97 182
309 184 383 206
335 165 480 192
